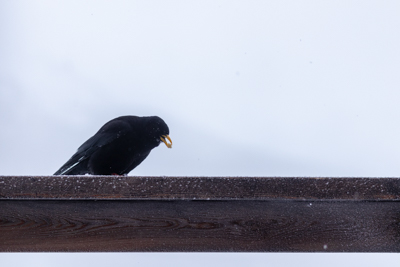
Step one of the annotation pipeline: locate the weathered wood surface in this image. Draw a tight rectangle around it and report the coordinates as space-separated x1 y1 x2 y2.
0 176 400 252
1 176 400 200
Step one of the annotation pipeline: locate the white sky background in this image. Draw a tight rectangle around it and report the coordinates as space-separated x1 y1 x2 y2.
1 0 400 266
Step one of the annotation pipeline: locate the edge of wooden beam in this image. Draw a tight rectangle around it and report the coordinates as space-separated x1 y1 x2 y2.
1 176 399 201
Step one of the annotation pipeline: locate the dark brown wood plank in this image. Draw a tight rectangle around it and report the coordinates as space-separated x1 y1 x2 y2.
1 200 399 252
1 176 400 200
1 176 399 252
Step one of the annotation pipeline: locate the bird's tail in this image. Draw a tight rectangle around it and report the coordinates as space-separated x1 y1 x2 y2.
54 155 88 175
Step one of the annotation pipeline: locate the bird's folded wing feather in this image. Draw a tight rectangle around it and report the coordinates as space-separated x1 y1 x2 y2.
54 120 131 175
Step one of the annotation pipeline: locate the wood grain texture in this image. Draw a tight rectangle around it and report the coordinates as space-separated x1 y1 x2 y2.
1 176 400 200
1 200 400 252
0 176 399 252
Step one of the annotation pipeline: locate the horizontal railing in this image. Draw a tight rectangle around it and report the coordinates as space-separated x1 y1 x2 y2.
0 176 399 252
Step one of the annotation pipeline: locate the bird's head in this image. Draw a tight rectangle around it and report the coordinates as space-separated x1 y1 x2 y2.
144 116 172 148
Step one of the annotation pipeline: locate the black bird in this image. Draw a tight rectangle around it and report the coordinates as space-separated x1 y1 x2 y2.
54 116 172 175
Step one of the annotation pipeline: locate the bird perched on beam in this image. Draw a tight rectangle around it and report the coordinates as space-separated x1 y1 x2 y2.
54 116 172 175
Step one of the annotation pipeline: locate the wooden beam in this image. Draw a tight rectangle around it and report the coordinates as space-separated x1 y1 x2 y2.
0 176 399 252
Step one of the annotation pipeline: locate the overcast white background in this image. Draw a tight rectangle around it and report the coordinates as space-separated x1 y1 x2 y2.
1 0 400 266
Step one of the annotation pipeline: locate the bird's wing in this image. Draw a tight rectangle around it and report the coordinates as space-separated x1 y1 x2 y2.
54 119 131 175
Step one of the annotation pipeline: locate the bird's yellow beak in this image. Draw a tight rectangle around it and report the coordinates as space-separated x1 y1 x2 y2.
160 135 172 148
